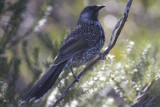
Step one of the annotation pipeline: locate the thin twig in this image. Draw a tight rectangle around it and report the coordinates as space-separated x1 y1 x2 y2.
52 0 133 106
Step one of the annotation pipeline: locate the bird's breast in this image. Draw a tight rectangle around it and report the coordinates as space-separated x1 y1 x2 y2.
72 26 105 67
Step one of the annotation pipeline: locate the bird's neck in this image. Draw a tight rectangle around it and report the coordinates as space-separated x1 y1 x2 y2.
77 18 99 26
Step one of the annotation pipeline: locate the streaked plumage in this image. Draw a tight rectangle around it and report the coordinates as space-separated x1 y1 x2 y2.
20 5 105 105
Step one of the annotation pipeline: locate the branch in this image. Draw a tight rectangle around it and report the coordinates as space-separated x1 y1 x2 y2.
131 75 160 107
52 0 133 106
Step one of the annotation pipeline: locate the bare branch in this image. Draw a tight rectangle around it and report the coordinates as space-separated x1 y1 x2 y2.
52 0 133 106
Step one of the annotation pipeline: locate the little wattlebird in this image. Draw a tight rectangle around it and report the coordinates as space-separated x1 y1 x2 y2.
19 5 106 105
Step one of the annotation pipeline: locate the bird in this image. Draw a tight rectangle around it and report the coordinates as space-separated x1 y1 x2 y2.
20 5 105 105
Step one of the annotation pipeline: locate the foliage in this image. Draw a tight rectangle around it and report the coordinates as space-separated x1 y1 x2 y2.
0 0 160 107
50 39 159 107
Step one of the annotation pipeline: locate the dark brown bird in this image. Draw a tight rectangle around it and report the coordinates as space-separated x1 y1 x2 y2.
20 5 105 105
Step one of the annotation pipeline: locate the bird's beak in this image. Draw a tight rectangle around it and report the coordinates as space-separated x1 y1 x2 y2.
97 5 105 10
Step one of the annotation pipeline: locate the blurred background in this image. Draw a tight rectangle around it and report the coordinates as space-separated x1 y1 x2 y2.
0 0 160 107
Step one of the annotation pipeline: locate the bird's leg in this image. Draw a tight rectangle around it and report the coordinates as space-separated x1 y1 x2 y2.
70 67 79 82
98 52 106 60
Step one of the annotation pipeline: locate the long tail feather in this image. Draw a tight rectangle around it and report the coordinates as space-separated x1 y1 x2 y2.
19 61 67 105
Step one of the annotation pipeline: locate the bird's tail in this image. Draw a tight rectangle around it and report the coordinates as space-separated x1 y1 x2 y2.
19 61 67 105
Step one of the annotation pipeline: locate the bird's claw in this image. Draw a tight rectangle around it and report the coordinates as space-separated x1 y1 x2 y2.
70 67 79 82
99 53 106 60
73 74 79 83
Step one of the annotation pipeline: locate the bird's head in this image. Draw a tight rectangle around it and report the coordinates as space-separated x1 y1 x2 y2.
79 5 105 22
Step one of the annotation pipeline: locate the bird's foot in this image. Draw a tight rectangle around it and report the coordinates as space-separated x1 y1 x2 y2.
70 67 79 82
72 73 79 82
99 52 106 60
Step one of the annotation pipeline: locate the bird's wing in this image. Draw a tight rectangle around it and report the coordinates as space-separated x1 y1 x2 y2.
54 35 89 65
